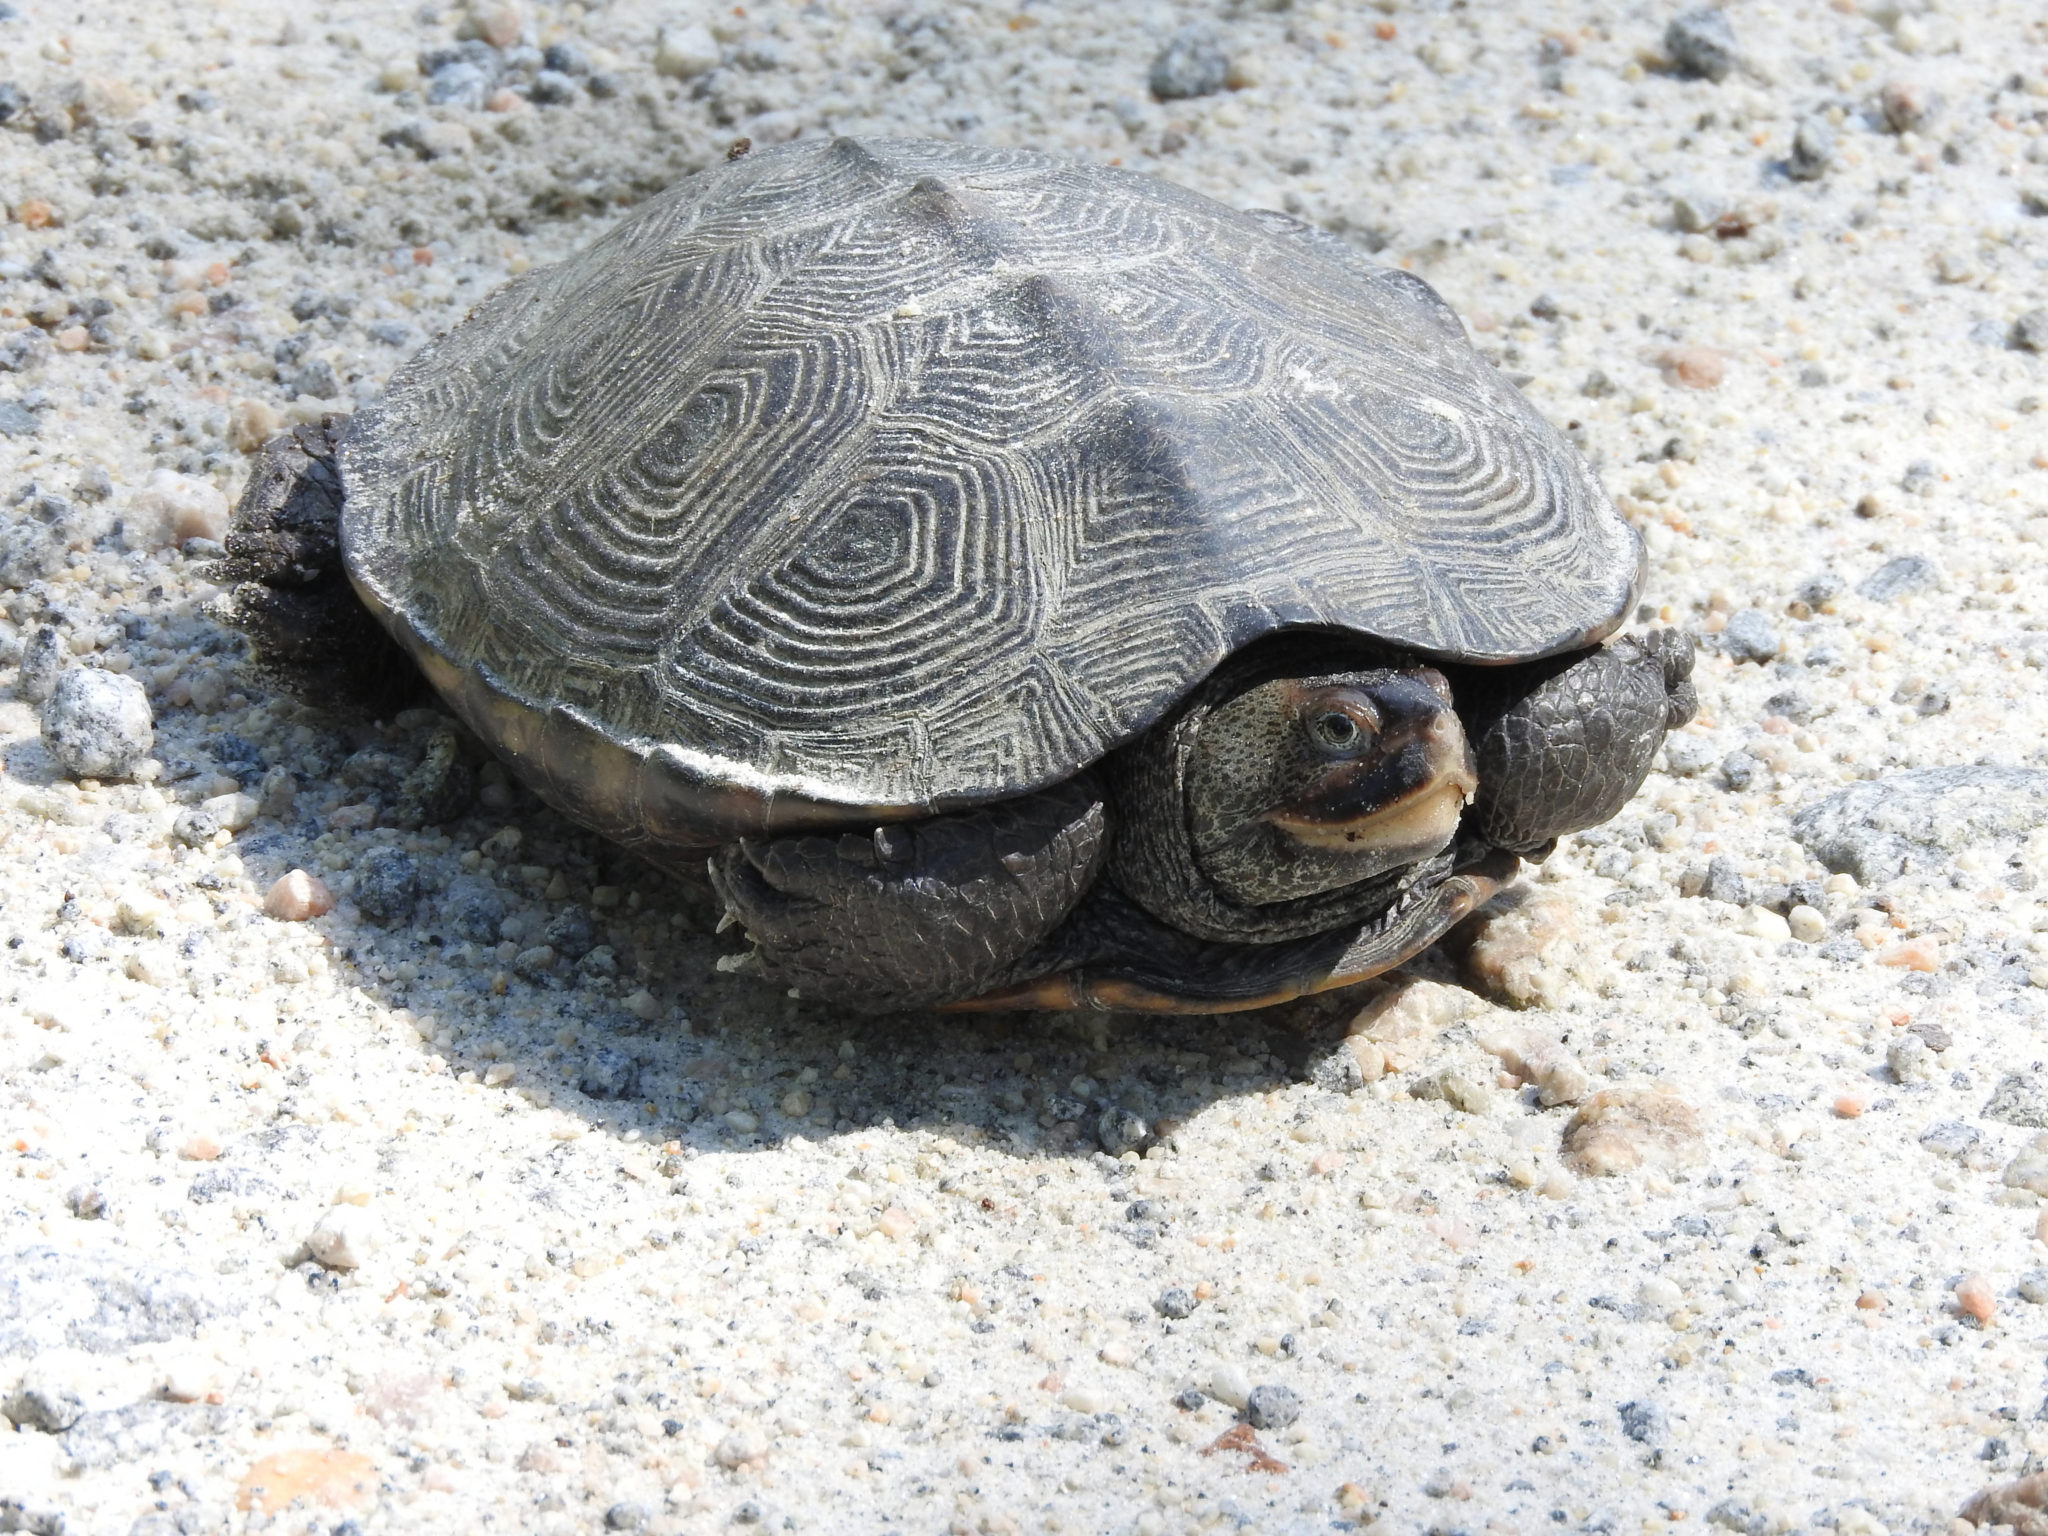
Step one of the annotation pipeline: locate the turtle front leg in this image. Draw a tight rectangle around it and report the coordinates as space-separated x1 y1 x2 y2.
1461 630 1696 856
707 776 1107 1011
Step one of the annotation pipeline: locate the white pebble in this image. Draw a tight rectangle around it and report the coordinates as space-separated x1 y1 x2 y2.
304 1204 380 1271
200 792 259 832
1887 1032 1935 1084
1787 904 1827 943
654 23 719 78
126 469 229 550
714 1426 766 1469
1207 1362 1251 1410
1739 905 1791 943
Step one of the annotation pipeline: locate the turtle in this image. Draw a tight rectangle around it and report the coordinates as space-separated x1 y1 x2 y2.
220 135 1695 1013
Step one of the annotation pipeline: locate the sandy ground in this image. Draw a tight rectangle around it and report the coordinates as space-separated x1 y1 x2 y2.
3 0 2048 1532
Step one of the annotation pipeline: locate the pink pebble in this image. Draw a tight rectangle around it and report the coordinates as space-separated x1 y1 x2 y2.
265 870 334 922
1954 1274 1996 1326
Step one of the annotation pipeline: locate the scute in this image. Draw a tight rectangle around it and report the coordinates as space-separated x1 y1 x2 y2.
342 136 1640 848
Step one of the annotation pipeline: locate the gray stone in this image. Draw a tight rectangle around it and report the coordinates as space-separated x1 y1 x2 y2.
1661 736 1717 776
170 808 220 847
579 1047 642 1101
1858 554 1939 602
1919 1120 1982 1158
1664 8 1738 81
1797 571 1844 606
1243 1383 1300 1430
1720 608 1777 663
1986 1075 2048 1130
1096 1104 1151 1156
439 876 507 944
1720 751 1764 792
1154 1286 1197 1320
1791 767 2048 886
605 1502 648 1531
0 1248 229 1355
1618 1398 1669 1444
16 624 61 703
59 1402 203 1471
3 1374 85 1432
2012 309 2048 354
0 399 38 436
41 669 153 780
352 847 420 921
1787 117 1835 180
1149 27 1229 100
1702 855 1749 906
543 904 597 960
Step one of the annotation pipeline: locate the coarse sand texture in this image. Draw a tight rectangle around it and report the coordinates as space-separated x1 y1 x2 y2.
1 2 2047 1533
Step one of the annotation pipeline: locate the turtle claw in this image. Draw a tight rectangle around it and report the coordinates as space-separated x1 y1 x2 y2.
716 905 740 934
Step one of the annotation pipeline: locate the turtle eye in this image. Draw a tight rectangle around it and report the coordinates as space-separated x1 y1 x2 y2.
1310 710 1366 752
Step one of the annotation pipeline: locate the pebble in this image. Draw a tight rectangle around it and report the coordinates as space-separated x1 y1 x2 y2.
1954 1274 1996 1325
1858 554 1939 602
264 870 335 922
1096 1105 1151 1155
604 1503 648 1532
171 807 221 846
2004 1138 2048 1197
654 24 720 80
1346 978 1475 1069
1149 26 1230 101
2012 310 2048 354
1791 767 2048 887
2021 1273 2048 1305
1719 608 1778 663
1617 1399 1669 1446
16 623 60 703
41 669 154 780
132 470 229 548
1961 1475 2048 1531
1739 905 1791 943
1786 905 1826 943
1155 1287 1197 1320
1787 117 1835 181
1879 79 1935 133
1243 1384 1300 1431
1985 1074 2048 1130
1664 8 1739 81
1462 893 1581 1008
1207 1362 1252 1410
714 1427 766 1469
1888 1031 1937 1084
352 847 420 921
3 1368 86 1432
1561 1089 1703 1176
304 1204 379 1271
1656 345 1726 389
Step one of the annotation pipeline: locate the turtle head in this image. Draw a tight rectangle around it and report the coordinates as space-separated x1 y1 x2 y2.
1184 667 1477 905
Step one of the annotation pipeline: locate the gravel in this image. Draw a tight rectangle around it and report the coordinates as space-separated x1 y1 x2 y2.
1663 8 1739 81
2 1 2044 1531
1242 1382 1301 1431
39 668 153 779
1148 26 1230 101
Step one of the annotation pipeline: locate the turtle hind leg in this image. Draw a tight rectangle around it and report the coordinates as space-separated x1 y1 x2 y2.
1459 629 1697 857
707 776 1107 1012
212 416 423 715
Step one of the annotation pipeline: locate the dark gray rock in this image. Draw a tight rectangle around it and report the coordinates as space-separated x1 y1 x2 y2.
1858 554 1938 602
439 876 507 944
1665 8 1738 81
1244 1383 1300 1430
1618 1398 1668 1444
2012 309 2048 354
16 624 61 703
1702 855 1748 907
352 847 420 921
3 1375 84 1432
1154 1286 1197 1320
1719 608 1777 663
1720 751 1764 792
170 808 220 847
1096 1105 1151 1156
41 669 153 779
1149 27 1229 100
1985 1075 2048 1130
0 1248 230 1355
543 904 597 960
1790 767 2048 886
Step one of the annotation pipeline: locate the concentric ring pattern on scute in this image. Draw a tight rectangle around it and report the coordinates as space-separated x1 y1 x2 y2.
341 136 1639 836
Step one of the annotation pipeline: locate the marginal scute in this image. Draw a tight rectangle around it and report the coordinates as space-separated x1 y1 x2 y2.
342 137 1639 848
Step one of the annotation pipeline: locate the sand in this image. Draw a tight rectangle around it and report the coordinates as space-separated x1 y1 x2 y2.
2 0 2047 1532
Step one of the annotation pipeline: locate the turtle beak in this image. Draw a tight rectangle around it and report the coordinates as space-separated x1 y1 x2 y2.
1264 671 1478 857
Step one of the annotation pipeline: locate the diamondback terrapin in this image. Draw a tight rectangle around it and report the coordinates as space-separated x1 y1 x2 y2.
223 136 1694 1012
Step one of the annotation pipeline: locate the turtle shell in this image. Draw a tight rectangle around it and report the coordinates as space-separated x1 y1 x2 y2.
341 136 1640 849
